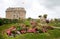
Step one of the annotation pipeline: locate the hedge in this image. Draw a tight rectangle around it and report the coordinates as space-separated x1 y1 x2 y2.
0 18 19 26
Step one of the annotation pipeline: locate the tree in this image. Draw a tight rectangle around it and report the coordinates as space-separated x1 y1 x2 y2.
27 17 32 21
38 15 42 19
54 18 58 21
43 14 47 19
38 15 42 23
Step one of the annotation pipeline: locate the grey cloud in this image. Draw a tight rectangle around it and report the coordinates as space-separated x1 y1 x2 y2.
46 0 60 8
39 0 60 8
7 0 33 9
38 0 60 18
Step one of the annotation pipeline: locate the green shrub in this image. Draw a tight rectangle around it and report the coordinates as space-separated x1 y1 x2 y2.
24 20 30 26
16 26 22 31
0 19 3 25
0 18 19 25
37 29 43 33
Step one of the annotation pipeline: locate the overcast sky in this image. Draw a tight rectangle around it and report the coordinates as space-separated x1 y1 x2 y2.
0 0 60 19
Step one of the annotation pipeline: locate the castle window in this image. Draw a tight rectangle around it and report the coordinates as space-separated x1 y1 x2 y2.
13 15 15 19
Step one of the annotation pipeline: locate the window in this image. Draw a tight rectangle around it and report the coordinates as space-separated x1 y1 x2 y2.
13 15 15 19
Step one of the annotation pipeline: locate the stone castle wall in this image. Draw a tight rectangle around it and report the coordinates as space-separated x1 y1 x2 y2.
6 7 26 19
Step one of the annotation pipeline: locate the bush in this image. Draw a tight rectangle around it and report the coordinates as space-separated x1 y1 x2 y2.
11 19 18 23
0 19 3 25
16 26 22 31
46 20 49 24
37 29 43 33
24 20 30 26
3 19 11 24
0 18 19 25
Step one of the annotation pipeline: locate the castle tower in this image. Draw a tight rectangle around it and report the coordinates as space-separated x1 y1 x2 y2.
6 7 26 19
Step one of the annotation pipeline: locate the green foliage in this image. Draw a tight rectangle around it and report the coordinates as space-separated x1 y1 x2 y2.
48 29 60 38
38 29 43 33
0 23 60 39
27 17 32 21
0 19 3 25
0 18 60 39
0 33 5 39
49 21 60 27
24 20 30 26
0 18 19 25
38 15 42 18
12 19 19 23
43 14 47 19
18 19 24 23
16 26 22 31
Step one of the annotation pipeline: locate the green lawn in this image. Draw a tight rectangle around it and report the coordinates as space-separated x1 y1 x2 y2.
0 23 60 39
48 21 60 27
3 29 60 39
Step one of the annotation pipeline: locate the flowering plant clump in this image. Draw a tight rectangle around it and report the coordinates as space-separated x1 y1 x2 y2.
41 26 54 33
5 25 54 37
5 19 54 37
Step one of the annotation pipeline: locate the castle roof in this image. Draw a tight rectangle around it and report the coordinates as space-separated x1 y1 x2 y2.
6 7 26 12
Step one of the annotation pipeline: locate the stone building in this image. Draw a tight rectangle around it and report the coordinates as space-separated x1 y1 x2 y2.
6 7 26 19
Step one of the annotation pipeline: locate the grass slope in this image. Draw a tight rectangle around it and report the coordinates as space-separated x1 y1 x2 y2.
0 23 60 39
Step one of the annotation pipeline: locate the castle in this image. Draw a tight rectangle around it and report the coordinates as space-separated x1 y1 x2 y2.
6 7 26 19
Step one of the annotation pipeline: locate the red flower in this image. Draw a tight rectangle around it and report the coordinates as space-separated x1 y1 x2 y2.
27 28 37 33
27 29 32 33
6 29 11 36
20 30 26 34
32 28 36 33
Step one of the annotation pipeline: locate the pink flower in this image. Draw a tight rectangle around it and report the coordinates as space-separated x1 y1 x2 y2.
27 29 32 33
6 29 11 35
20 30 26 34
9 26 16 30
27 28 36 33
32 28 36 33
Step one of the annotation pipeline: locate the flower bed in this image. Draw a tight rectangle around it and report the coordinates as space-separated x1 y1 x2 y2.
5 24 54 37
